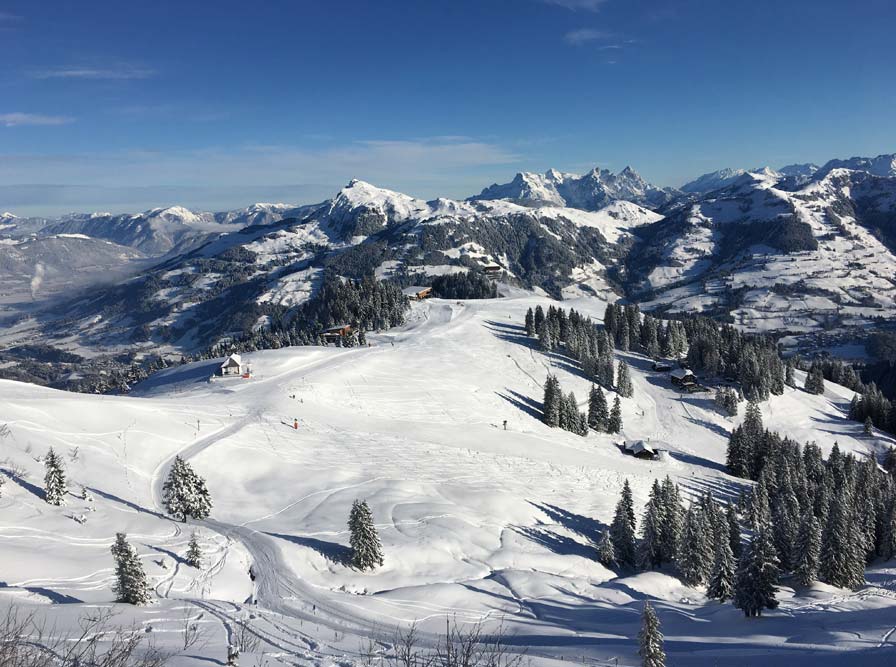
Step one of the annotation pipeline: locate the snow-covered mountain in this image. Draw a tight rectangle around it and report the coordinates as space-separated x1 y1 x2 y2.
680 167 749 194
815 152 896 179
472 165 679 210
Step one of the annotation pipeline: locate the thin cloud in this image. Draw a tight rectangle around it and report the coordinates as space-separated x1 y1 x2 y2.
0 112 73 127
543 0 608 11
563 28 611 45
31 65 156 81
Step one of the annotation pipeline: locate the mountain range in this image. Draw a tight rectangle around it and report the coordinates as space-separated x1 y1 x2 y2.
1 152 895 377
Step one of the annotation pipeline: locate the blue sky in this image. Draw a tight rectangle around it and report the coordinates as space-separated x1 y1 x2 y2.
1 0 894 215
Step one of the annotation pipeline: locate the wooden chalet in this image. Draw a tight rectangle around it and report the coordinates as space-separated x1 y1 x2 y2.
322 324 353 343
219 353 244 376
622 439 659 460
402 285 433 300
670 367 697 387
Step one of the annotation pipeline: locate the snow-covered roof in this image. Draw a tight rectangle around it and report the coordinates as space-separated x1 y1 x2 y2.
624 440 656 455
221 353 242 368
402 285 430 296
670 368 695 380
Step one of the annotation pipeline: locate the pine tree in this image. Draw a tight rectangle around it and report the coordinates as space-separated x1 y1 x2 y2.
659 477 684 563
349 499 384 571
607 396 623 434
610 480 637 568
804 364 825 395
596 530 616 567
785 360 795 387
707 537 736 602
639 480 667 569
162 456 212 522
864 416 874 435
542 375 561 427
676 503 713 586
524 307 535 336
793 512 821 586
185 532 203 568
819 492 865 589
43 447 67 506
726 503 742 559
734 524 780 617
882 500 896 561
616 360 634 398
111 533 151 605
587 384 609 431
638 601 666 667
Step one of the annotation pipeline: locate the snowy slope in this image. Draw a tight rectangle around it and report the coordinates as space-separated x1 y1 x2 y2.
2 293 895 665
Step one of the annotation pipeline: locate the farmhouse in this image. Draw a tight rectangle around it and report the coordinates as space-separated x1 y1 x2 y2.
482 263 503 277
652 360 674 372
402 285 433 300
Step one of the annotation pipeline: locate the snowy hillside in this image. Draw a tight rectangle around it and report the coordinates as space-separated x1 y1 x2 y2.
2 293 895 665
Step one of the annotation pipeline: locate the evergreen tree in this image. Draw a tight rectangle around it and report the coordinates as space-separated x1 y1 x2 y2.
639 480 666 569
734 524 780 617
610 480 637 568
785 360 795 387
638 601 666 667
607 396 623 434
707 537 736 602
162 456 212 522
349 499 384 571
882 500 896 561
793 512 821 586
659 477 684 563
726 503 742 559
185 532 203 569
616 360 634 398
524 307 535 336
676 503 713 586
804 363 825 395
864 416 874 435
542 375 561 427
111 533 151 605
819 492 865 589
596 530 616 567
43 447 67 506
533 305 545 332
587 384 609 431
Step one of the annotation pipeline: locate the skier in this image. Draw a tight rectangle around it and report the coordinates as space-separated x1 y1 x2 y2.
293 419 298 430
503 420 507 430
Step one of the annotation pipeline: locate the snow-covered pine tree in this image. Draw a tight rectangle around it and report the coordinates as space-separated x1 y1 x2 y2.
185 532 203 568
785 360 795 387
707 536 736 602
819 490 865 589
676 503 713 586
637 601 666 667
616 360 634 398
43 447 67 506
804 363 825 395
793 512 821 586
639 480 667 569
111 532 151 605
587 384 609 431
596 530 616 567
349 499 384 571
882 500 896 561
659 477 684 563
734 524 780 617
610 480 637 568
607 396 623 434
162 456 212 522
542 375 561 427
726 503 742 559
524 307 535 336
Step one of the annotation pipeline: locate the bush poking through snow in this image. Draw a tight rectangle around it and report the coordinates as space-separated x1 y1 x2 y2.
185 532 203 568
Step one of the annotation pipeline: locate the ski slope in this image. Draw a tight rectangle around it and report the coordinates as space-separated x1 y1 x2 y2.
1 292 896 666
